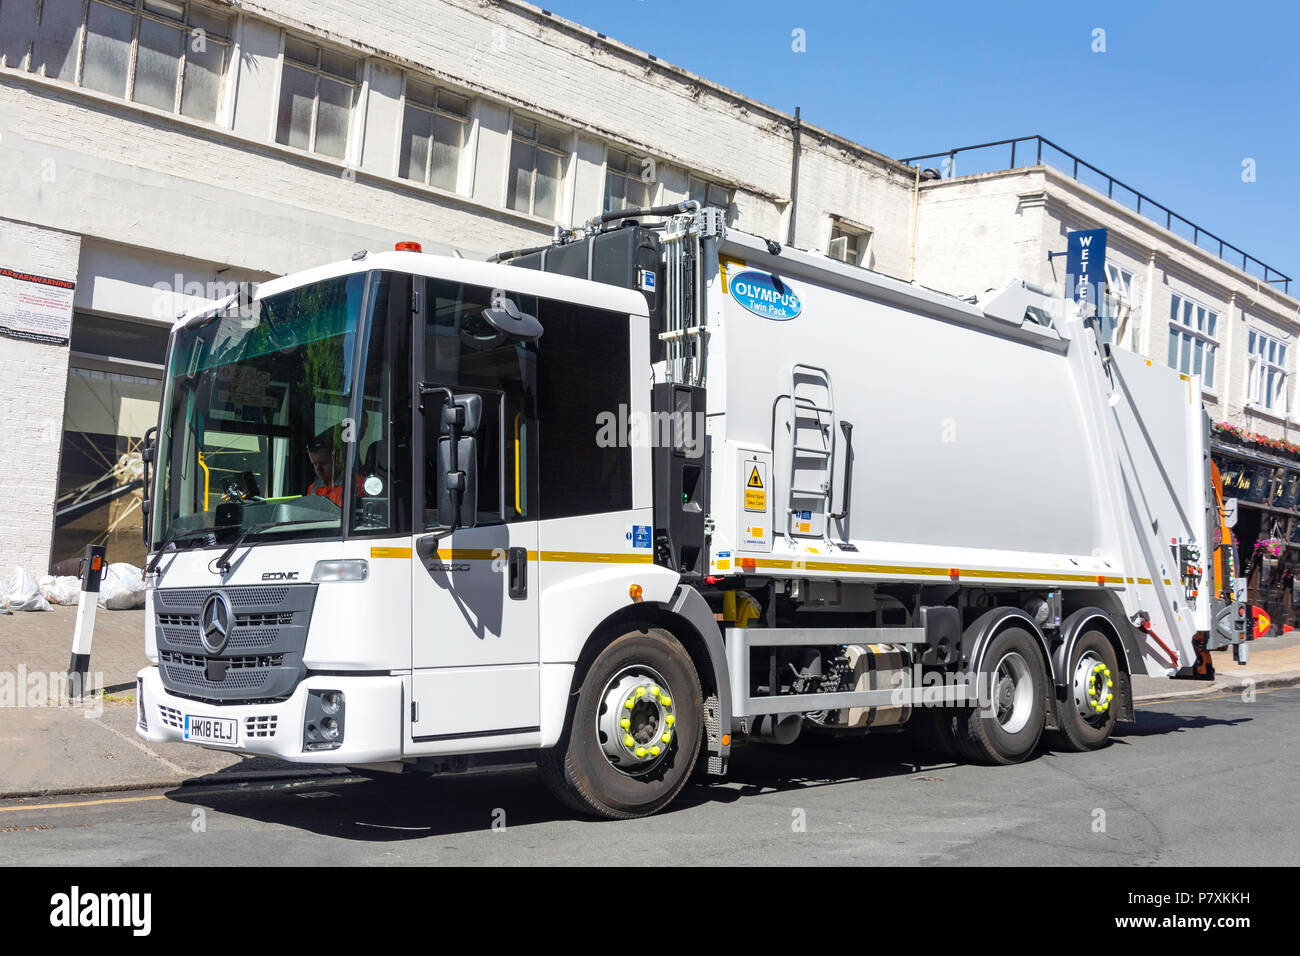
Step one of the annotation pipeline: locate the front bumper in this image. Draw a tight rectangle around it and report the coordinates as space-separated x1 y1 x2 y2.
135 666 404 764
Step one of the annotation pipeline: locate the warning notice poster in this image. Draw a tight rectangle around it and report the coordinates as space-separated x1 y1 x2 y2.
0 266 75 345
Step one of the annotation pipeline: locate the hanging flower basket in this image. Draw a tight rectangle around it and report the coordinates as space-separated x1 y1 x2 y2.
1254 537 1284 559
1214 422 1300 460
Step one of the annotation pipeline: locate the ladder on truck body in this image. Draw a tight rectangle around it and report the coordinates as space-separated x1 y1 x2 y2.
785 364 837 545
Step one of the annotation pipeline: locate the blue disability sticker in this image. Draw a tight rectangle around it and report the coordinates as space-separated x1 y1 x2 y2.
631 525 652 548
729 269 801 320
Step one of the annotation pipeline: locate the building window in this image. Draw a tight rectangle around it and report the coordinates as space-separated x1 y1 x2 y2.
1247 329 1289 414
275 36 359 159
828 223 870 266
506 117 568 221
0 0 231 123
604 147 655 213
1167 293 1219 389
398 78 469 192
688 175 732 212
1099 262 1136 346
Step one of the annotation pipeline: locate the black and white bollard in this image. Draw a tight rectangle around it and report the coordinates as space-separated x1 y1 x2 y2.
66 544 106 699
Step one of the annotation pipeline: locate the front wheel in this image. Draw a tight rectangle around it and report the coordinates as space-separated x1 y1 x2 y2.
538 627 703 819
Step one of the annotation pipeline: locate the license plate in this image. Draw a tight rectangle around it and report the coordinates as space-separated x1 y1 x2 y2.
184 714 238 746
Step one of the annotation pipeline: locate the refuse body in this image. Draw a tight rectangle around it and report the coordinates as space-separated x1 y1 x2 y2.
2 567 52 612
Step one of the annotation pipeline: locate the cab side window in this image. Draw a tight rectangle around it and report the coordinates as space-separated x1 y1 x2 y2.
421 281 537 529
349 271 413 535
535 300 631 518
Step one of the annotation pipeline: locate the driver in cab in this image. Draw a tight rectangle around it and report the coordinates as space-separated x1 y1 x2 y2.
306 432 352 507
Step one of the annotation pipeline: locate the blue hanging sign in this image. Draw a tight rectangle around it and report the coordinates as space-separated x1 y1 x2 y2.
1066 228 1108 315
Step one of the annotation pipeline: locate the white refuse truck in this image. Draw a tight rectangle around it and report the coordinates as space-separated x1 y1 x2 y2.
134 203 1249 817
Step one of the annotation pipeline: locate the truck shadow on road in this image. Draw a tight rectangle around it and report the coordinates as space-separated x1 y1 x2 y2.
702 732 958 801
160 710 1254 839
161 733 958 839
1114 707 1251 738
166 769 585 839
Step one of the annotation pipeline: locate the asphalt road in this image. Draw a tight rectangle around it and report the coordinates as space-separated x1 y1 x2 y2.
3 687 1297 866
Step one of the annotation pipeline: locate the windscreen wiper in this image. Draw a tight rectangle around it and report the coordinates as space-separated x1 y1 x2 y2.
145 526 224 575
212 520 303 574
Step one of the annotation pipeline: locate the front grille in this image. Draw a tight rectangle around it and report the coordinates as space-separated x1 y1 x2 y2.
239 612 294 627
164 664 277 692
161 626 201 648
160 586 290 609
245 715 278 738
160 651 286 669
159 705 184 730
153 584 316 703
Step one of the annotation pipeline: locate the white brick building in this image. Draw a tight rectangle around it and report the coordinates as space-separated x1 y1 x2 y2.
0 1 1293 576
909 157 1300 439
905 139 1300 622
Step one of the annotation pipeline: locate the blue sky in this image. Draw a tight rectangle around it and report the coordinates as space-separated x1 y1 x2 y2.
541 0 1300 289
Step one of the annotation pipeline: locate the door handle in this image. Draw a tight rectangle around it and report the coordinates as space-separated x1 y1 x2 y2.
507 546 527 600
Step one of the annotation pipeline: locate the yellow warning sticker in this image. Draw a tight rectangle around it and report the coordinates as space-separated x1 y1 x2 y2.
748 460 764 512
744 462 767 512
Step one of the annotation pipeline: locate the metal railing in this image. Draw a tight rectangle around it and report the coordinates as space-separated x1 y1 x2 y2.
900 135 1291 294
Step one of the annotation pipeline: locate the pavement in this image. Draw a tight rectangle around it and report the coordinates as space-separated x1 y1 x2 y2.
1 603 1298 800
0 604 347 798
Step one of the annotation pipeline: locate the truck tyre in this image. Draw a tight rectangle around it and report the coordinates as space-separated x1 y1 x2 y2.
955 626 1047 765
537 627 703 819
1050 631 1120 752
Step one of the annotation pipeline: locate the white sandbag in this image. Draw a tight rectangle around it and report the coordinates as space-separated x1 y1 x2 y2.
3 567 52 612
98 562 146 610
39 574 82 606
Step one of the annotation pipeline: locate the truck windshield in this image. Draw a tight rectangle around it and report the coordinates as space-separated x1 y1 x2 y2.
151 273 368 546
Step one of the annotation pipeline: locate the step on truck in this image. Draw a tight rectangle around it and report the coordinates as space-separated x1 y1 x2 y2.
135 202 1251 818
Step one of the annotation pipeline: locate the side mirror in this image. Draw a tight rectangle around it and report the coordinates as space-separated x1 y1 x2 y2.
481 294 543 343
439 392 480 529
417 386 481 535
438 434 477 529
141 425 158 547
442 393 482 436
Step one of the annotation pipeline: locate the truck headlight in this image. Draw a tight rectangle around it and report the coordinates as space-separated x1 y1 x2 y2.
303 689 346 751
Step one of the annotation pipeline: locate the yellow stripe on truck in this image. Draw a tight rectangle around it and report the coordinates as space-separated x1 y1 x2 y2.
738 556 1126 585
541 551 654 564
372 547 653 564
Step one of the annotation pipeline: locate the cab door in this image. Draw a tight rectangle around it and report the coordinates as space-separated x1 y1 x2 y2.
408 279 541 743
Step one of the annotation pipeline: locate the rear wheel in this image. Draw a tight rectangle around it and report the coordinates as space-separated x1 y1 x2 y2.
538 627 703 819
955 626 1048 764
1050 631 1120 752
